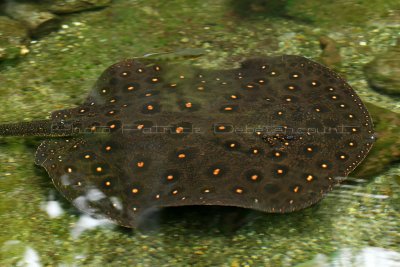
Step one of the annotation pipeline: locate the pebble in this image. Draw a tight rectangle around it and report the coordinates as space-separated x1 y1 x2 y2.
364 40 400 95
180 37 190 43
48 0 112 14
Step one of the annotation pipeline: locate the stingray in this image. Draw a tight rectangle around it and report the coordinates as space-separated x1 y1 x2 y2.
0 55 375 228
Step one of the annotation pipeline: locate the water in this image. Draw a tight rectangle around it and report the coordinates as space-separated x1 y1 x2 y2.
0 0 399 266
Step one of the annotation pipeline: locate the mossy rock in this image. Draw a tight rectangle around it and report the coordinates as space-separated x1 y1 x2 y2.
0 16 28 61
364 43 400 96
229 0 288 17
286 0 400 27
352 102 400 178
46 0 112 14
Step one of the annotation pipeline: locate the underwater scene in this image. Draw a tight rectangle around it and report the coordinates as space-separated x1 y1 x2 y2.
0 0 399 266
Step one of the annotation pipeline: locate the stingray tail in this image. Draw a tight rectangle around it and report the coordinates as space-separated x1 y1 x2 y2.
0 120 73 137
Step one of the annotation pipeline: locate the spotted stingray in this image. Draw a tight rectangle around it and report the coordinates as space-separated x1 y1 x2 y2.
0 55 375 227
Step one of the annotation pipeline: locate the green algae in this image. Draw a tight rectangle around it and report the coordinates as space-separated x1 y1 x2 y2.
286 0 400 27
364 42 400 96
0 16 28 62
353 102 400 178
0 0 400 266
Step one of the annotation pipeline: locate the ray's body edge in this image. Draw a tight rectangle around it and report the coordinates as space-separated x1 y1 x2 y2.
0 54 376 228
42 166 333 229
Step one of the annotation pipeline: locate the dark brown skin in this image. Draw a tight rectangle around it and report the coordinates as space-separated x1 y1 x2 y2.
0 55 375 228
